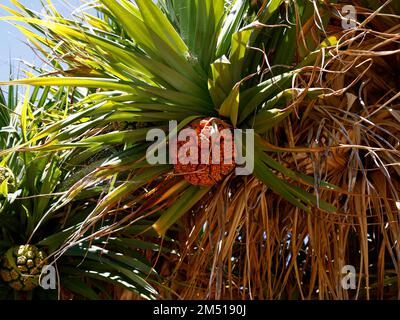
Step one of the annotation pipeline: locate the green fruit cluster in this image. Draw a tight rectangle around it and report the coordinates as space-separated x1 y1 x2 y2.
0 245 47 291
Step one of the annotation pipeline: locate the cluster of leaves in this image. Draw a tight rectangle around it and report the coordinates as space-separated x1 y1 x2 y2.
0 83 162 299
1 0 339 235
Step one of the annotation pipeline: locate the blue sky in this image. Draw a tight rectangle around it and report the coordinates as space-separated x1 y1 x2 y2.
0 0 81 81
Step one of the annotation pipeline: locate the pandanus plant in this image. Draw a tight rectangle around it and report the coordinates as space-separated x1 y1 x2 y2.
0 0 361 299
0 0 338 232
0 83 162 299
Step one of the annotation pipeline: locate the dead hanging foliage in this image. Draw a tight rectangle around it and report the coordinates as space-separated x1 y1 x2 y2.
151 7 400 300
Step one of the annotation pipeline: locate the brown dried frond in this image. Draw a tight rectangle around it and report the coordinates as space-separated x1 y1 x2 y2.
156 14 400 300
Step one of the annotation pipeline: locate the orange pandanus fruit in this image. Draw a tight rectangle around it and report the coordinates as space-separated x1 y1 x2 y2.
174 117 236 186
